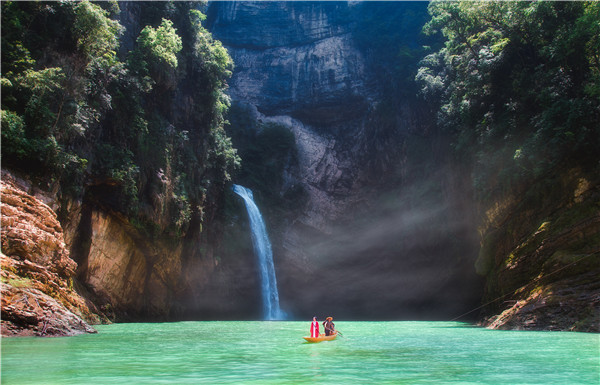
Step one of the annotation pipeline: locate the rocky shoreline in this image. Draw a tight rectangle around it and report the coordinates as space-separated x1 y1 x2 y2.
476 170 600 333
1 179 101 337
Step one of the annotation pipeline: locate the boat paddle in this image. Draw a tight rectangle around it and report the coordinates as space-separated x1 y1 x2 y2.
325 324 341 337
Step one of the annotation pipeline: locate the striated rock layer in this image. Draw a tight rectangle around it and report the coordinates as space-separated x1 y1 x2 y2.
1 165 240 324
476 169 600 332
1 178 99 336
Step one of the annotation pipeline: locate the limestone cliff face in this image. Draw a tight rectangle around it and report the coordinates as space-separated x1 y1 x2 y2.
65 201 219 321
210 1 377 222
476 169 600 331
209 2 483 319
1 175 98 336
209 1 389 232
1 0 250 323
210 2 371 126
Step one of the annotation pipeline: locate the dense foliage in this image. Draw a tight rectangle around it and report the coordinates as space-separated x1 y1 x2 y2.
1 1 239 237
417 1 600 200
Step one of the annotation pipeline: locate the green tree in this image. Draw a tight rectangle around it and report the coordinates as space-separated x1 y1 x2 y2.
72 0 122 64
1 0 123 186
138 18 182 68
130 18 182 90
188 8 239 182
417 1 600 198
189 9 232 89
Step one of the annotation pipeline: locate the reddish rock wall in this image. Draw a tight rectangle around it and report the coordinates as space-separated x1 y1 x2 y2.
1 179 100 336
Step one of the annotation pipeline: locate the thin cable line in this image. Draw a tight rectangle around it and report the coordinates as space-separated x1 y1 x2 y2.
451 252 598 322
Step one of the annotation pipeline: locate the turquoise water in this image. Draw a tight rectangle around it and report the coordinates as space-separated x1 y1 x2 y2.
1 321 598 384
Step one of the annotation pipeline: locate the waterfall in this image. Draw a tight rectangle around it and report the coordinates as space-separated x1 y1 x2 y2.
233 184 285 320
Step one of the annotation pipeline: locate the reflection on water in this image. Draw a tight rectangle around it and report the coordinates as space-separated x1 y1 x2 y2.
308 346 323 375
2 321 598 384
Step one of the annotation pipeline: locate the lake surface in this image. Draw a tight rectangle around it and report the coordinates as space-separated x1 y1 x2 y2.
2 321 598 384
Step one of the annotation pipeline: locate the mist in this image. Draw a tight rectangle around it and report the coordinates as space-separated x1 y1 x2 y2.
274 167 484 321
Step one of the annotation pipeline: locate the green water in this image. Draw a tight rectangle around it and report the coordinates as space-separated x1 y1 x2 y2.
1 321 598 384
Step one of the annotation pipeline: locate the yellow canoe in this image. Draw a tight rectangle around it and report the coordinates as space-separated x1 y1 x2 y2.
303 332 337 343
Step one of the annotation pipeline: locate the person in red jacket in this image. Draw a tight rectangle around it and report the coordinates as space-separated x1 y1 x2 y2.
310 316 319 338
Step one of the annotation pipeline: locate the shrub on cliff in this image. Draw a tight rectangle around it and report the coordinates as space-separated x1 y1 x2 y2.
128 18 182 90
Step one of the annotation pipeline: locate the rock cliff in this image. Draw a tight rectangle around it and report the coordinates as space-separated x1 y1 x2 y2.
1 175 99 336
209 1 484 319
476 169 600 332
208 1 379 224
65 198 221 321
208 2 371 126
210 1 598 328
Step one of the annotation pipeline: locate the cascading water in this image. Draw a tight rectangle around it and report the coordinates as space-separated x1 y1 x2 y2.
233 184 285 320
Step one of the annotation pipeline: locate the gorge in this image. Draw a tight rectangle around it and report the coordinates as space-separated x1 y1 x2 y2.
1 1 598 336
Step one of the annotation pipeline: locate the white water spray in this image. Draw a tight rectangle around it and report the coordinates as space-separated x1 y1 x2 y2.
233 184 285 320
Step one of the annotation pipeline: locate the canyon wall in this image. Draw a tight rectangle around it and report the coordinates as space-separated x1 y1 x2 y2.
208 1 484 320
57 1 238 321
209 1 598 328
476 169 599 331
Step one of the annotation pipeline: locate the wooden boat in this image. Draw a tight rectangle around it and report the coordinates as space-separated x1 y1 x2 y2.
303 332 337 343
